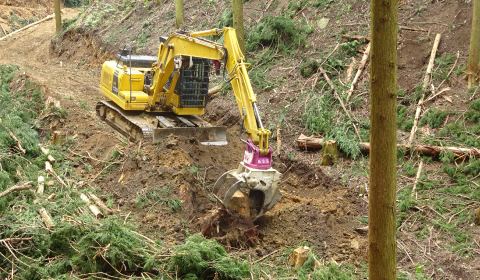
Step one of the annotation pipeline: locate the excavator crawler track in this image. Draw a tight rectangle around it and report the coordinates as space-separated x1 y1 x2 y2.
96 100 227 145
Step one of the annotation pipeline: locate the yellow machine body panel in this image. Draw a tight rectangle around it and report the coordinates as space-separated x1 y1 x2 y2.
100 61 150 111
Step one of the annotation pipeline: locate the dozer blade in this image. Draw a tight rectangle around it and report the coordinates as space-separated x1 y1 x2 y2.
153 127 227 145
213 162 282 221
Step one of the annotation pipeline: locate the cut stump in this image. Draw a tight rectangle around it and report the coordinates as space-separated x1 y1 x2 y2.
321 140 339 166
288 246 310 269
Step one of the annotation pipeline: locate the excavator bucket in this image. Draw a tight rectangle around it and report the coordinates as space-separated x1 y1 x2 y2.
213 162 282 220
153 126 227 145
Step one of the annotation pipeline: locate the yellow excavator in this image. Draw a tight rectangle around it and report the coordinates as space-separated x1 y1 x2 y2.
97 27 281 220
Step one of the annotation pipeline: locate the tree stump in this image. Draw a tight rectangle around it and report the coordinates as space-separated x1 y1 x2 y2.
474 206 480 225
321 140 339 166
288 246 310 269
51 131 67 145
199 190 258 247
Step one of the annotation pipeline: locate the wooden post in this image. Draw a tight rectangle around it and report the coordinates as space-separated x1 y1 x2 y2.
369 0 398 276
54 0 61 33
175 0 184 29
233 0 246 56
468 0 480 87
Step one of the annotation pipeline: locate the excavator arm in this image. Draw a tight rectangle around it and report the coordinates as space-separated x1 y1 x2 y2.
102 27 282 219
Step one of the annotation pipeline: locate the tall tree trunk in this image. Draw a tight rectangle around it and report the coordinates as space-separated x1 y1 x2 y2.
156 0 161 7
468 0 480 87
89 0 93 6
54 0 61 33
175 0 184 29
369 0 397 277
232 0 246 56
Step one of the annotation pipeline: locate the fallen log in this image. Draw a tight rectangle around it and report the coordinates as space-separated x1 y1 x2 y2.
39 207 55 229
296 135 480 159
7 129 26 154
0 15 54 42
45 161 67 187
39 145 56 162
208 84 223 96
341 34 370 42
296 134 325 150
47 193 56 201
346 42 371 101
0 181 32 199
359 143 480 159
80 193 104 219
408 33 442 146
37 176 45 194
0 24 7 36
88 192 113 215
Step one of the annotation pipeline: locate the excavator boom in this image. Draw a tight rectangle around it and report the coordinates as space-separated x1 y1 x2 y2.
98 27 282 219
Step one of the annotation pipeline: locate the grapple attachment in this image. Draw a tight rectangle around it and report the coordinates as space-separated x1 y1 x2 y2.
213 162 282 220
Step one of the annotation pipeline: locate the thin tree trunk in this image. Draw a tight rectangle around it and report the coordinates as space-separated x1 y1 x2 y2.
54 0 61 33
175 0 184 29
233 0 246 56
468 0 480 87
369 0 398 277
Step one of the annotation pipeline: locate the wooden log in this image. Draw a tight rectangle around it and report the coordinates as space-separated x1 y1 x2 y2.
80 193 104 219
341 34 371 42
89 205 104 219
47 193 56 201
45 161 67 187
7 130 26 154
288 246 310 269
39 207 55 229
408 33 441 147
37 176 45 194
347 43 371 101
0 24 7 36
345 57 356 83
411 160 424 199
296 135 480 159
80 193 91 203
0 15 54 42
321 140 339 166
228 190 250 217
207 84 223 96
399 26 428 32
296 134 325 150
88 192 113 215
0 181 32 199
40 145 56 163
359 143 480 159
51 131 67 145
